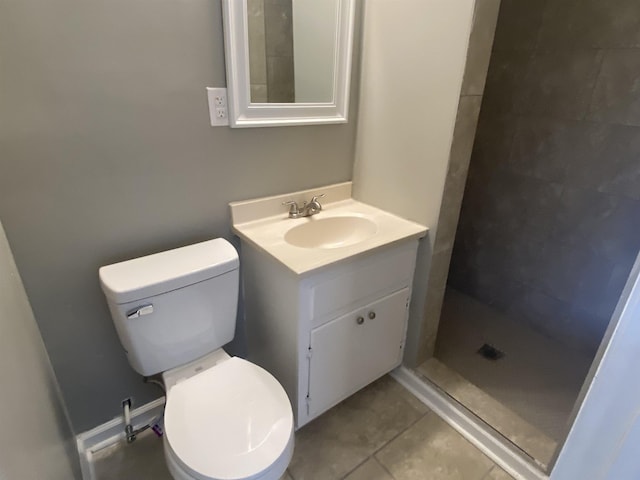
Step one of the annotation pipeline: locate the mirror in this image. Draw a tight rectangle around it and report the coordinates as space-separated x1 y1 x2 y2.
222 0 356 127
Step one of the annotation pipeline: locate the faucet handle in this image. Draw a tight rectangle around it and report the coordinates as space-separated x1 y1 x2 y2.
310 194 326 202
282 200 300 217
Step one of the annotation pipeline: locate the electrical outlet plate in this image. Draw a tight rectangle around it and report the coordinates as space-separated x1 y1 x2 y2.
207 87 229 126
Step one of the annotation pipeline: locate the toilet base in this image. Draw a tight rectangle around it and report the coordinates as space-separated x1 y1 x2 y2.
163 433 294 480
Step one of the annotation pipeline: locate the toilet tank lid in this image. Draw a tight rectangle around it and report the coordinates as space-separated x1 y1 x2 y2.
99 238 239 304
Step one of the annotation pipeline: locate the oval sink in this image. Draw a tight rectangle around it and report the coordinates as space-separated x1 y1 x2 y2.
284 216 377 249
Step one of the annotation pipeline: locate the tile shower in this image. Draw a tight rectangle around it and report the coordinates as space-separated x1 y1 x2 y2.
418 0 640 470
449 0 640 354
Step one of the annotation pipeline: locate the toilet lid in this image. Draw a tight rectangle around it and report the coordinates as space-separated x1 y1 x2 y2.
164 357 294 480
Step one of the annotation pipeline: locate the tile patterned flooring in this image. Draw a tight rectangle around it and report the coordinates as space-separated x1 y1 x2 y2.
433 289 592 442
93 375 513 480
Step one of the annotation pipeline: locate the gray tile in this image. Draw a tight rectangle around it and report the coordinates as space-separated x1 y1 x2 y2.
462 0 501 95
562 123 640 200
538 0 640 49
520 49 604 120
267 56 295 102
281 471 294 480
481 50 532 114
434 289 592 443
484 465 514 479
588 49 640 127
468 112 518 182
251 84 268 103
436 96 482 253
554 187 640 262
92 430 171 480
533 243 592 302
344 458 394 480
418 359 557 465
264 0 293 57
536 0 583 49
376 412 494 480
507 288 573 341
507 117 581 183
247 0 267 85
288 375 427 480
418 248 453 359
493 0 548 51
571 0 640 48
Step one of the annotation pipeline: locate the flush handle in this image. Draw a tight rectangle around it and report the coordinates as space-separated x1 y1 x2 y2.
127 304 154 320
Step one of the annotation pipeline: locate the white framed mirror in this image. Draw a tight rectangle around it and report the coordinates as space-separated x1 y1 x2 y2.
221 0 356 128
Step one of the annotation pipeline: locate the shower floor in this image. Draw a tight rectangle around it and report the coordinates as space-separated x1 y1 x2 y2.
427 289 594 444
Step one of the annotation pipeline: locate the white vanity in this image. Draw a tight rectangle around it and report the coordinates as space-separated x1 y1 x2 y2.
230 182 426 427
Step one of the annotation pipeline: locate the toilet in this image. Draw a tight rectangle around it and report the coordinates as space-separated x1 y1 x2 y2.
99 238 294 480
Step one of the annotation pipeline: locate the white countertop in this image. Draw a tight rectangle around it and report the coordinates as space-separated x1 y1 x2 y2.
230 184 427 275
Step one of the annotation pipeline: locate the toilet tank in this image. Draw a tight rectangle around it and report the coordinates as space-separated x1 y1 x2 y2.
99 238 239 376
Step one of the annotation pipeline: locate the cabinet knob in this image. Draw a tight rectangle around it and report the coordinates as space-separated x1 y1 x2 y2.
368 311 376 320
356 316 365 325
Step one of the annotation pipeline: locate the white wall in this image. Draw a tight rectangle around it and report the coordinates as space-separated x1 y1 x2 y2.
0 220 80 480
292 0 339 102
352 0 475 364
552 253 640 479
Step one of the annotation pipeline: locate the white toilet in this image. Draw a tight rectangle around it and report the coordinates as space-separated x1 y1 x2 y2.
99 238 294 480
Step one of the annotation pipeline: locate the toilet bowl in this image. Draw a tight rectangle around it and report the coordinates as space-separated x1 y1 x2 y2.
99 239 294 480
161 351 294 480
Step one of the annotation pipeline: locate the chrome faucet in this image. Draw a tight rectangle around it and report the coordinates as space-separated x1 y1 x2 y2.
282 194 325 218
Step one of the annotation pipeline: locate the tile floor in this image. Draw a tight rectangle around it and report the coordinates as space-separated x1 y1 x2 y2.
92 375 513 480
418 358 556 468
433 289 593 441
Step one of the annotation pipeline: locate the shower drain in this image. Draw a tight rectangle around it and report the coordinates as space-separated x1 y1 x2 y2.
477 343 505 361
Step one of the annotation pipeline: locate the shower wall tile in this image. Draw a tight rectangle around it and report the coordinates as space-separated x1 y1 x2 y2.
467 113 517 179
250 84 268 103
564 124 640 199
263 0 294 102
450 0 640 353
264 0 293 57
535 0 575 49
506 289 572 340
539 0 640 49
492 0 548 51
435 96 482 253
520 49 604 120
507 117 579 183
267 55 294 102
588 49 640 127
462 0 501 96
573 0 640 48
481 49 532 115
247 0 267 85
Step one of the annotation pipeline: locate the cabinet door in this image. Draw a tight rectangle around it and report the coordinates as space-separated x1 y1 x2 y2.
307 288 409 419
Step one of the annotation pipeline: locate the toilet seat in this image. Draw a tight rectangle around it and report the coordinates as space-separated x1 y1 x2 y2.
164 357 294 480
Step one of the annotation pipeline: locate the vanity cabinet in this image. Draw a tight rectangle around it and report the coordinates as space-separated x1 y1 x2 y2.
240 239 419 428
307 288 410 419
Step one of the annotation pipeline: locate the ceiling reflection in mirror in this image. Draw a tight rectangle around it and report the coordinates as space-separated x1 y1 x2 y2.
247 0 339 104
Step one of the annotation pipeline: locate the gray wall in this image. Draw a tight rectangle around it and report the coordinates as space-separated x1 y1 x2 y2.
0 221 81 480
0 0 360 432
449 0 640 354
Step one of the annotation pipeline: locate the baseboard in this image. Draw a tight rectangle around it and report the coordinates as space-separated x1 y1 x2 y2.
391 366 549 480
76 397 166 480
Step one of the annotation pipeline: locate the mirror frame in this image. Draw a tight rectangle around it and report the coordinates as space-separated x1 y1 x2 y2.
221 0 356 128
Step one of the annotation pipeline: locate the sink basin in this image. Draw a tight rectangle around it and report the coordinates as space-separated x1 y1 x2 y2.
284 216 377 249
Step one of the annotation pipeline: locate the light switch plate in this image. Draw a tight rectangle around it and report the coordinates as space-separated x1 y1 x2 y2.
207 87 229 126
